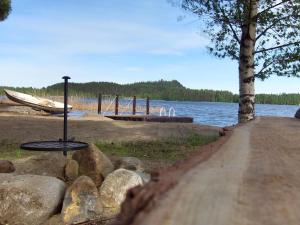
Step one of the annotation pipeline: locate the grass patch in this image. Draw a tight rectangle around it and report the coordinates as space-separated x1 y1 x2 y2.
0 139 34 160
96 133 218 163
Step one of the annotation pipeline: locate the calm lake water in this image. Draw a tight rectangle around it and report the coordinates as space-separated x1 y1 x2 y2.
152 101 299 127
71 98 299 127
1 95 298 127
143 100 299 127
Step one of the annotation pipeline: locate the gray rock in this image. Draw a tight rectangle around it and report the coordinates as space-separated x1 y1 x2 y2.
0 174 66 225
72 144 114 187
295 108 300 119
13 152 67 178
0 160 15 173
62 176 103 224
135 171 151 184
99 169 143 216
64 159 79 182
116 157 144 172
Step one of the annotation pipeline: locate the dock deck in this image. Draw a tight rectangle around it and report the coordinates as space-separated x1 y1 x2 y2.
105 115 193 123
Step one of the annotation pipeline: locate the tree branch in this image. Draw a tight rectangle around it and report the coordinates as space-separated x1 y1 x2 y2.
255 61 273 77
255 55 287 77
218 6 241 43
254 41 300 54
256 14 297 41
256 0 292 18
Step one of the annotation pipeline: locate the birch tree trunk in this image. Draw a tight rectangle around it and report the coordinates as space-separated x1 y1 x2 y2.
238 0 258 123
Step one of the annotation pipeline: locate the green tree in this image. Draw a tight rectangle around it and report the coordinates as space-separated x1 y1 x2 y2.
180 0 300 122
0 0 11 21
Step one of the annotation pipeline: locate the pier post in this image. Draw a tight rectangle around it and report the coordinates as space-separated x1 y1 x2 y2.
146 97 150 115
115 95 119 115
133 96 136 115
97 93 102 114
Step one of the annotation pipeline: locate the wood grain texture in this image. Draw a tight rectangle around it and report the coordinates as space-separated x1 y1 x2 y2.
137 117 300 225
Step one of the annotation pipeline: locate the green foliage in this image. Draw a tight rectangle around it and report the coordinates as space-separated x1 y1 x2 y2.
0 139 30 160
255 93 300 105
181 0 300 79
1 80 300 105
15 148 22 158
0 0 11 21
1 80 238 102
96 133 218 163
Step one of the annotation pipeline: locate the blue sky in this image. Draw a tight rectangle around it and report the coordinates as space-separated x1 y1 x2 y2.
0 0 299 94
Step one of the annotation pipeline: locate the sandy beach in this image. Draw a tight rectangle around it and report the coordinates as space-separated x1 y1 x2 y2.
0 112 220 147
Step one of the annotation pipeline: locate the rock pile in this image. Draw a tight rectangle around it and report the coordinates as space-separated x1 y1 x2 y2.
72 144 114 187
0 174 65 225
64 159 79 182
62 176 103 224
13 152 67 178
115 156 144 172
99 169 143 216
0 144 150 225
0 159 15 173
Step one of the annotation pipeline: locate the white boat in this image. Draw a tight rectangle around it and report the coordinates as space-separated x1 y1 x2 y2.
4 89 72 114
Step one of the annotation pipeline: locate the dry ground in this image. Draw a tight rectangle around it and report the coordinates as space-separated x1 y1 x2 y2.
129 117 300 225
0 113 219 145
0 111 220 172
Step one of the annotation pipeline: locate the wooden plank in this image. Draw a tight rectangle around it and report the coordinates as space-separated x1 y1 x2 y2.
145 116 193 123
106 115 144 121
105 115 193 123
133 117 300 225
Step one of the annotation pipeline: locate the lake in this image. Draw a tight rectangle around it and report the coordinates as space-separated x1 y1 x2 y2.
1 95 298 127
139 100 299 127
71 98 300 127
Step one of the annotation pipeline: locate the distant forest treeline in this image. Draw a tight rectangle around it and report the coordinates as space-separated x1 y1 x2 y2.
1 80 300 105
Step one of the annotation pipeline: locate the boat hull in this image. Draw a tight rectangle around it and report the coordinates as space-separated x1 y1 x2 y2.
4 89 72 114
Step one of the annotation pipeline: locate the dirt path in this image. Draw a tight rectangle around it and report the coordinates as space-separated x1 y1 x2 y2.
133 117 300 225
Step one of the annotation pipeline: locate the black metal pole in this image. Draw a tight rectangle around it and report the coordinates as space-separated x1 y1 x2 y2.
63 76 70 156
98 93 102 114
146 97 150 115
133 96 136 115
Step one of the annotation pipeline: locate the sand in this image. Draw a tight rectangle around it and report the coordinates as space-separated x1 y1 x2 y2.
0 112 220 146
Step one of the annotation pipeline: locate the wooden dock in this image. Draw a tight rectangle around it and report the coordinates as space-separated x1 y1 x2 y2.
106 115 193 123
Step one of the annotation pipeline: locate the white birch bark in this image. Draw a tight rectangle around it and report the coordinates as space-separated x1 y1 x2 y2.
238 0 258 123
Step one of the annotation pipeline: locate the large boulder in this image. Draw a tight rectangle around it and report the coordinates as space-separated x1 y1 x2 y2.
62 176 103 224
99 169 143 216
0 160 15 173
0 174 66 225
295 108 300 119
72 144 114 187
13 152 67 178
116 157 145 172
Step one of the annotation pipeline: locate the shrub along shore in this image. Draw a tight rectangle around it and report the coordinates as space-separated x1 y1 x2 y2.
1 79 299 105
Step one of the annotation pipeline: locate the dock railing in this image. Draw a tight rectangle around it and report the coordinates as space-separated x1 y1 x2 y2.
99 94 159 116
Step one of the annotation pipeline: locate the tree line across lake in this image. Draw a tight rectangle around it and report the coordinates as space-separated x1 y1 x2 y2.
0 80 299 105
